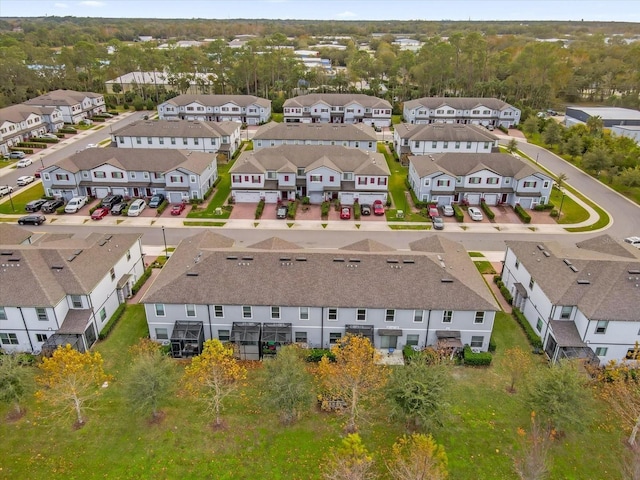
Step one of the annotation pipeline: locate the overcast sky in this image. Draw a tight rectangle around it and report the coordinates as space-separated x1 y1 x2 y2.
1 0 638 22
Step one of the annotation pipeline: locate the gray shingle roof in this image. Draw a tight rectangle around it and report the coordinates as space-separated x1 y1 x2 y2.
112 119 239 138
0 104 46 124
394 123 498 142
409 152 546 180
506 237 640 321
23 89 101 107
231 145 389 176
284 93 392 109
404 97 515 111
164 94 271 109
49 147 213 176
254 122 377 142
0 230 142 307
142 231 498 312
0 225 32 246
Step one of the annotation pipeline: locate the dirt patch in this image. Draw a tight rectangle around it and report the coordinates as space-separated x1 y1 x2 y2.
5 407 26 423
147 410 167 426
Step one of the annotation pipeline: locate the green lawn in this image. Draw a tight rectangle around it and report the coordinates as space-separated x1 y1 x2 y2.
187 161 234 219
0 305 628 479
550 186 589 224
0 183 45 214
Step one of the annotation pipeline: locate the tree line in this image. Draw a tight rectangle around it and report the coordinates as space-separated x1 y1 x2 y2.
1 20 640 112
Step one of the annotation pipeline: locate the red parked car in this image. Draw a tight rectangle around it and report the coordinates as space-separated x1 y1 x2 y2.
91 207 109 220
34 167 44 178
170 203 186 215
373 200 385 216
340 206 351 220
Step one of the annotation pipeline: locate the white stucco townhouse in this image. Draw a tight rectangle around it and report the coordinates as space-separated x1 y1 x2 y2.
501 236 640 366
0 105 52 156
111 119 241 159
158 94 271 125
41 147 217 204
142 232 499 359
0 226 144 354
23 89 106 124
283 94 392 127
408 152 553 209
230 144 389 205
253 121 378 152
403 97 521 128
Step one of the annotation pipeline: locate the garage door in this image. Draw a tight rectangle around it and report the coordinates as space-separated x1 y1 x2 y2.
466 194 481 205
358 193 386 205
168 192 184 204
264 191 279 204
339 192 355 205
518 198 533 209
234 191 262 203
309 192 323 204
95 188 109 199
435 196 453 206
483 194 498 206
112 187 127 197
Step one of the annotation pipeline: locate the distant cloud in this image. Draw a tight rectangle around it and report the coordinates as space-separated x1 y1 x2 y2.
54 2 69 8
78 1 105 6
336 11 356 19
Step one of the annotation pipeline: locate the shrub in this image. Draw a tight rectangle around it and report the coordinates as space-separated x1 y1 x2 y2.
98 303 127 340
34 138 60 144
550 209 559 217
255 199 265 219
287 200 298 219
498 125 508 134
321 201 330 218
107 111 119 116
353 201 361 220
17 142 48 149
488 337 497 353
453 204 464 222
301 196 310 205
463 346 493 366
306 349 335 362
480 200 495 220
10 148 34 154
55 206 65 215
131 267 153 296
385 197 392 207
156 200 169 215
59 127 77 134
514 204 531 223
89 205 99 215
512 308 543 350
402 345 420 362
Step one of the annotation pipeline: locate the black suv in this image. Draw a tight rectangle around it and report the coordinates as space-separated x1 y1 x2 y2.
110 201 128 215
101 194 124 210
25 199 47 212
41 199 64 213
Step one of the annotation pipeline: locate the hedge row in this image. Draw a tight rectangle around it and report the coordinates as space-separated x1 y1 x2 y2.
17 142 48 149
287 200 298 219
9 148 34 154
515 204 531 223
353 201 361 220
533 202 555 211
157 200 169 215
512 307 544 350
59 127 77 134
98 303 127 340
463 345 493 366
321 201 330 218
306 348 335 362
405 177 429 209
480 200 495 220
34 138 60 144
255 199 265 219
493 275 513 305
453 204 464 222
131 267 153 296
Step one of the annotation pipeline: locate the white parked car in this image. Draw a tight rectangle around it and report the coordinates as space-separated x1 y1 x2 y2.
468 207 484 221
16 176 35 186
442 205 455 217
85 143 98 149
64 196 88 213
127 199 146 216
0 185 14 196
41 133 58 139
16 158 33 168
624 236 640 249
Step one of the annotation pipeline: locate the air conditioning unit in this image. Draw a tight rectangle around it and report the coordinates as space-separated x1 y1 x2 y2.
471 348 481 354
161 340 170 346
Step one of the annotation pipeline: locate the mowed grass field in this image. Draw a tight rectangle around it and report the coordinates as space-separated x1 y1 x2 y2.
0 306 627 479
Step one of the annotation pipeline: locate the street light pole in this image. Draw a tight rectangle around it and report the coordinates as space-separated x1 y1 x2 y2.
7 189 15 212
161 225 168 260
40 154 45 169
557 190 565 220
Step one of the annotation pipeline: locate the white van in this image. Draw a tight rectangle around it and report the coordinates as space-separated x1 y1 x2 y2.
64 196 88 213
127 199 146 216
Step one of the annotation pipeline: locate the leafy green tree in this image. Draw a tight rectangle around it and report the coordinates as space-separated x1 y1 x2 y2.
582 146 612 175
526 360 593 432
619 166 640 187
564 135 583 160
0 354 32 417
258 345 315 425
386 356 449 430
586 115 604 135
507 138 519 153
522 116 541 136
542 121 563 146
123 339 176 421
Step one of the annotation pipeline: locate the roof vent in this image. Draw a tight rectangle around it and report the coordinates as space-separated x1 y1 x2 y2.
1 251 14 256
543 251 551 257
279 257 292 262
98 240 107 246
386 259 399 264
563 259 572 266
74 249 83 256
537 244 545 251
67 255 77 262
105 235 113 241
226 256 238 260
348 258 361 263
333 258 345 263
628 269 640 275
186 272 199 277
8 257 21 262
295 257 307 262
569 265 579 273
51 265 64 270
402 259 415 264
242 256 253 261
441 278 454 283
577 279 590 285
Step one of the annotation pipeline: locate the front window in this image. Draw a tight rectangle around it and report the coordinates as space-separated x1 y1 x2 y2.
110 268 116 281
214 305 224 317
474 312 485 324
328 308 338 321
242 306 252 319
310 175 322 182
468 177 481 184
560 306 572 319
100 307 107 322
443 311 453 323
299 307 309 320
186 304 196 317
71 295 82 308
470 336 484 348
357 309 366 321
36 333 48 342
595 321 608 334
218 330 230 342
0 333 19 345
385 309 395 322
595 347 608 357
406 334 419 346
295 331 308 343
0 307 6 320
155 304 165 316
271 306 280 319
36 308 47 321
536 318 543 332
329 332 342 344
414 310 423 323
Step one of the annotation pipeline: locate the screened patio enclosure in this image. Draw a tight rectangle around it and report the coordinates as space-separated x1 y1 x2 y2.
231 322 261 360
345 325 375 345
41 333 85 356
261 323 292 357
170 321 204 358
